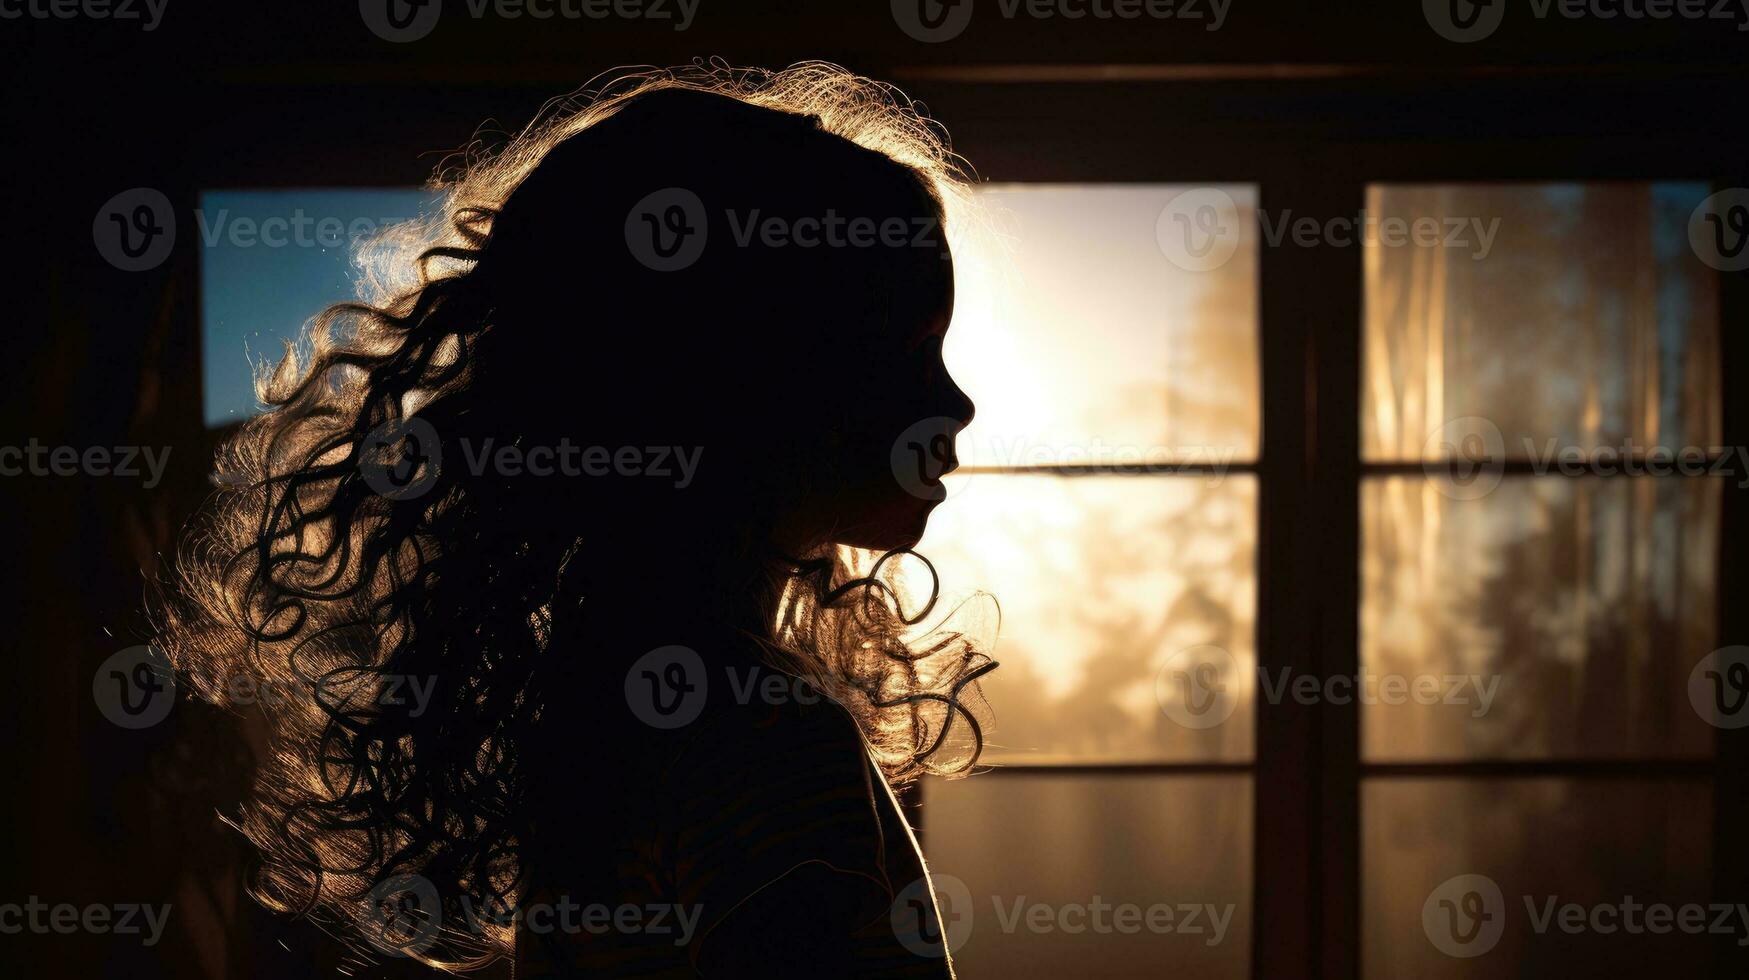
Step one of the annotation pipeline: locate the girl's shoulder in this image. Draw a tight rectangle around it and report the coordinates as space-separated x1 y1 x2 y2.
661 657 879 821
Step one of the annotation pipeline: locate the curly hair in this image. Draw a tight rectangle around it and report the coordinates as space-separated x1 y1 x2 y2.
157 62 996 970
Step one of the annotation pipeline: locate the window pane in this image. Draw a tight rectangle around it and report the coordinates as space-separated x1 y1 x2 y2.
1364 778 1711 978
1363 183 1720 461
948 184 1259 467
918 473 1256 763
1361 476 1719 761
199 189 432 426
925 774 1251 979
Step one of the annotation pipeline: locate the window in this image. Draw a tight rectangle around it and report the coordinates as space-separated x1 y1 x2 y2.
1359 183 1723 977
199 177 1737 979
915 184 1259 978
910 179 1731 977
199 188 431 426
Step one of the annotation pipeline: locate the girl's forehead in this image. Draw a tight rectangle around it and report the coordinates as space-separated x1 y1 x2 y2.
828 226 951 287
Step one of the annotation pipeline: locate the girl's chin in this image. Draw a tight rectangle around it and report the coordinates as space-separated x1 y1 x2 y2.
821 488 943 553
836 514 931 553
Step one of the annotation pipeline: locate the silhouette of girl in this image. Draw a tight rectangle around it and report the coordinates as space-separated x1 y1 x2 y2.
160 63 995 976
